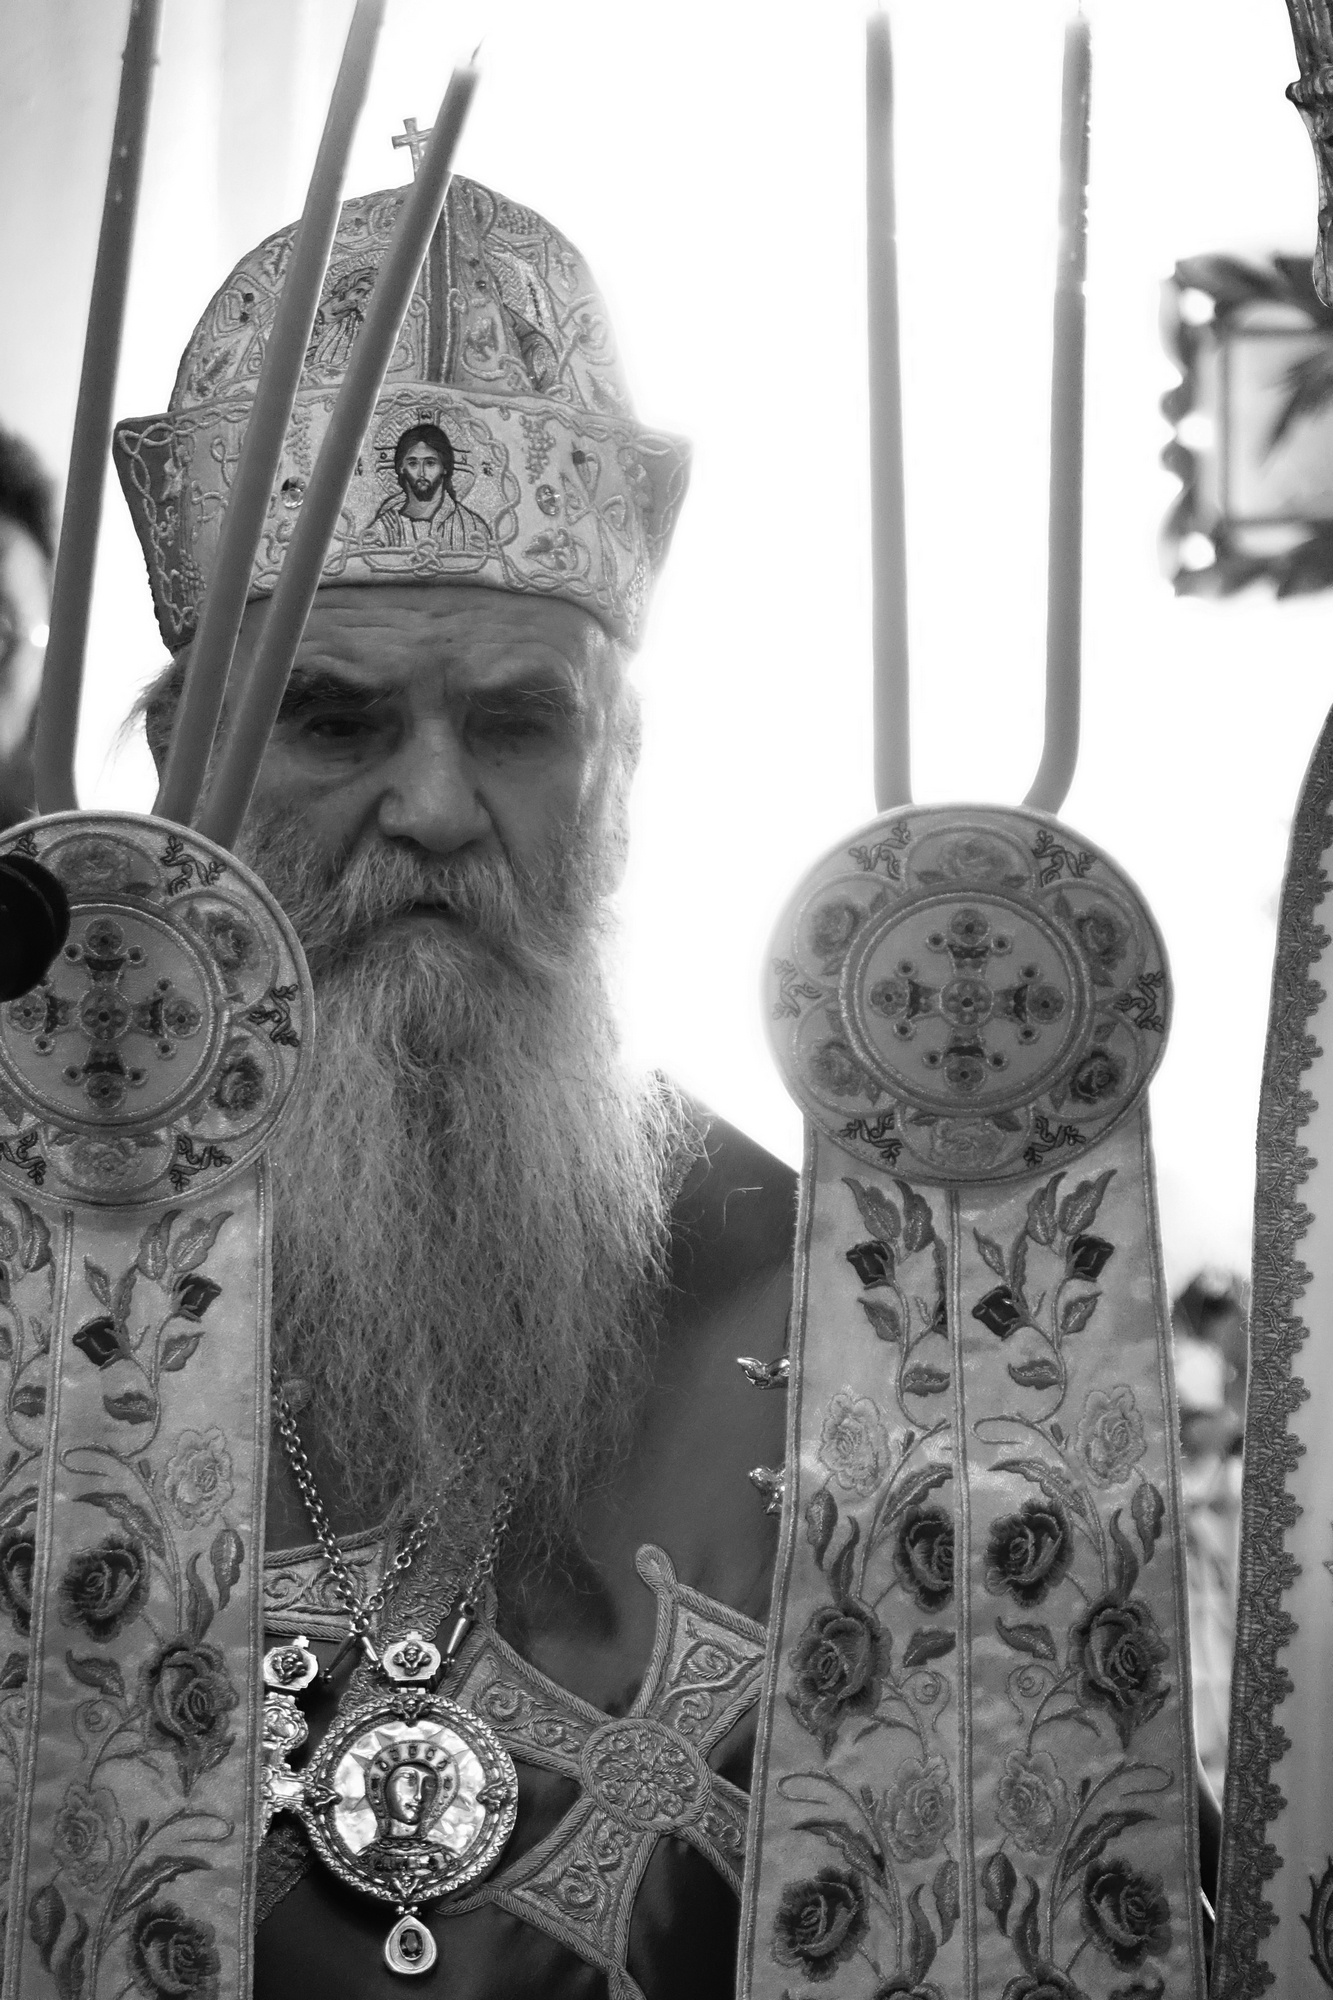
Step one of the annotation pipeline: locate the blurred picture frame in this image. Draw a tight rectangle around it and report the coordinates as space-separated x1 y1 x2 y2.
1162 253 1333 596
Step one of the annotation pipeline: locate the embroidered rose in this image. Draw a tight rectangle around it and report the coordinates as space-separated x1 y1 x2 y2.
0 1489 38 1635
807 900 861 969
928 1116 1007 1172
1069 1597 1170 1746
211 1050 264 1117
58 1534 148 1642
1000 1971 1086 2000
973 1285 1025 1338
808 1039 864 1098
1068 1232 1114 1280
788 1600 890 1754
171 1275 221 1324
1077 1386 1146 1487
142 1639 239 1792
73 1315 126 1368
128 1900 221 2000
873 1981 947 2000
936 835 1017 883
880 1755 955 1861
199 911 256 975
771 1867 868 1982
54 837 131 896
893 1503 954 1612
67 1134 147 1191
1081 1857 1171 1968
995 1748 1070 1855
985 1498 1073 1607
1073 903 1129 978
162 1428 234 1528
1068 1047 1124 1106
818 1389 889 1496
52 1781 124 1890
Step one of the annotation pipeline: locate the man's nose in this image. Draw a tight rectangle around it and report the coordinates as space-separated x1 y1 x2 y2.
374 718 492 856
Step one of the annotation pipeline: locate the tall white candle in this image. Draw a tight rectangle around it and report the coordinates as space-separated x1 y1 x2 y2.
1026 14 1090 815
867 7 911 813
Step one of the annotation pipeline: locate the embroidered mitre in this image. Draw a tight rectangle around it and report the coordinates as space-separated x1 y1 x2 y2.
113 177 691 651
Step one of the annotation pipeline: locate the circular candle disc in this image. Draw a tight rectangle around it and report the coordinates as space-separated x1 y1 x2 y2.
766 804 1170 1186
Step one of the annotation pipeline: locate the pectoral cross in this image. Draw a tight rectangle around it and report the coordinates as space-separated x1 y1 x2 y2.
392 117 433 178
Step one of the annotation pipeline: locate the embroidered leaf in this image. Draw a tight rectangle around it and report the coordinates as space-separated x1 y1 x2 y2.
860 1298 902 1343
75 1491 166 1560
168 1211 232 1275
1059 1809 1155 1886
210 1527 244 1612
893 1179 936 1253
0 1650 26 1689
901 1361 951 1397
1057 1168 1116 1239
136 1210 179 1284
886 1464 952 1521
1049 1421 1065 1445
791 1816 886 1884
15 1201 51 1276
108 1854 211 1926
0 1211 18 1262
83 1260 111 1309
160 1333 203 1373
1109 1509 1141 1602
1025 1174 1064 1248
842 1178 901 1248
12 1380 45 1419
1012 1877 1042 1974
185 1552 214 1641
906 1885 938 1983
1060 1290 1101 1337
903 1627 956 1668
933 1856 960 1945
993 1457 1097 1531
981 1849 1017 1933
804 1488 838 1569
829 1519 861 1604
102 1384 156 1426
1011 1229 1029 1301
1007 1354 1062 1392
1132 1480 1166 1562
27 1881 66 1961
996 1617 1057 1662
974 1231 1007 1278
111 1268 138 1329
65 1652 126 1701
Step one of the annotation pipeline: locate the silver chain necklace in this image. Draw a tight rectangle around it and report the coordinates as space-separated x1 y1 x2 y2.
261 1373 520 1978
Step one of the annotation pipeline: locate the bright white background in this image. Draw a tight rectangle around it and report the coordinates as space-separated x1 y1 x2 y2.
1 0 1329 1288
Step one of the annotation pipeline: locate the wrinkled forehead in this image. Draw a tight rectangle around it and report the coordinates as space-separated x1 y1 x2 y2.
266 582 621 695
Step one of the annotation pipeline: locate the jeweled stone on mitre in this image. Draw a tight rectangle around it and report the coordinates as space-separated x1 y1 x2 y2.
113 177 690 651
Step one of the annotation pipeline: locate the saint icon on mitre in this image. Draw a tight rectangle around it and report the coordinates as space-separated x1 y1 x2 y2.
361 421 490 553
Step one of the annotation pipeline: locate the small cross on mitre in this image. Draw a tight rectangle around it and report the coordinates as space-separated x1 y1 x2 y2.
392 116 433 177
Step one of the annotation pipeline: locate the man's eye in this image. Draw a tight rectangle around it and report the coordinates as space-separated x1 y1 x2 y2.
301 711 379 743
471 708 563 747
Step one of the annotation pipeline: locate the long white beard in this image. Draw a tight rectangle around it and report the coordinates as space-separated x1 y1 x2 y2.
241 811 696 1553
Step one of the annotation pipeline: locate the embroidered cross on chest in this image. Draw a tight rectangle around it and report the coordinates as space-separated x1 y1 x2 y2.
442 1545 764 2000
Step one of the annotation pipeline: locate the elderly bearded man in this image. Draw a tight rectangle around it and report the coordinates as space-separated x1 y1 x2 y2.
116 176 792 1997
